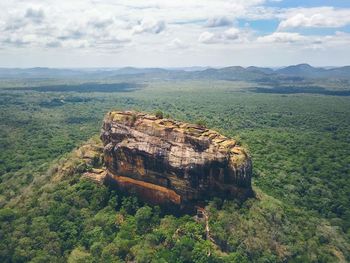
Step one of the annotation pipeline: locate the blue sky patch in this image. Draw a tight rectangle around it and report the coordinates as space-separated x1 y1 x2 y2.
239 19 279 35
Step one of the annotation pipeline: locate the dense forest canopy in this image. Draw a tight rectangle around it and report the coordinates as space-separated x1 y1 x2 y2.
0 73 349 262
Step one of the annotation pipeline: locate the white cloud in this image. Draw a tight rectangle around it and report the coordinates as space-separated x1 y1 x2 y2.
321 31 350 47
0 0 270 49
198 27 247 44
278 7 350 30
223 28 241 40
87 17 113 29
132 18 166 34
25 7 45 23
168 38 188 49
0 3 134 50
46 40 61 48
257 32 306 43
198 31 217 44
205 16 232 27
0 1 349 66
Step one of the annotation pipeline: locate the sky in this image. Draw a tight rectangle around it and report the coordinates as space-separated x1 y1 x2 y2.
0 0 350 68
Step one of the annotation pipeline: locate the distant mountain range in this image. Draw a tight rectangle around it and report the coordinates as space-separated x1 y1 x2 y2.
274 64 350 78
0 64 349 80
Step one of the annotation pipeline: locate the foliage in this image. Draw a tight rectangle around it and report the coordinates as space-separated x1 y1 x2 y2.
155 110 164 119
195 119 207 127
0 77 349 262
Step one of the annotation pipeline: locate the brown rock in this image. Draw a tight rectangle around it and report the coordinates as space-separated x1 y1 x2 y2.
100 111 253 208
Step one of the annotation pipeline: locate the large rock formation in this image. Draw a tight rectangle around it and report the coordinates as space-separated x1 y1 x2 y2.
100 111 252 208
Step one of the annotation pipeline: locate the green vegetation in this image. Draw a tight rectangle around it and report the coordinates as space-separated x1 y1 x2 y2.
195 119 207 127
155 110 164 119
0 77 349 262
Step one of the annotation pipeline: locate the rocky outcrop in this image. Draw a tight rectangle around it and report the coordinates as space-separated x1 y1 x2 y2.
100 111 253 208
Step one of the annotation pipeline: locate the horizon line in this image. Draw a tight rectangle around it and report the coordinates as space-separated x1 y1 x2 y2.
0 63 349 70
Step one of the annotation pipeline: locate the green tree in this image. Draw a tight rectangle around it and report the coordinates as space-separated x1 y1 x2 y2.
67 247 93 263
121 196 139 215
135 206 159 234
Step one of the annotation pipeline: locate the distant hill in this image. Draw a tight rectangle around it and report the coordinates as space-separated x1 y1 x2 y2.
276 64 327 78
189 66 271 80
0 64 349 80
246 66 274 75
112 67 169 75
0 67 87 78
327 66 350 78
276 63 350 79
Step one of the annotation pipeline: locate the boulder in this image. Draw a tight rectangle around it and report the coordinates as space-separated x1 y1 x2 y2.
100 111 253 208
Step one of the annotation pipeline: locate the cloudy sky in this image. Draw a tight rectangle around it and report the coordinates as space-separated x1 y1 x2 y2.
1 0 350 67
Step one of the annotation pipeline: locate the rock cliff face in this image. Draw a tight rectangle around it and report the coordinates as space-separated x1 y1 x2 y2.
100 111 252 208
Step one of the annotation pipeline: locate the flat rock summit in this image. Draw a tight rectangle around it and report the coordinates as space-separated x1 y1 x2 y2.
100 111 253 208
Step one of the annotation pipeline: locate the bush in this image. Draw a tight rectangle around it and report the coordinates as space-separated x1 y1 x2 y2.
195 119 207 127
155 110 163 119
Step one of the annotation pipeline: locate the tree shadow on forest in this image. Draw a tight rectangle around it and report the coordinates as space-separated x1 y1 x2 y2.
8 82 142 93
250 86 350 96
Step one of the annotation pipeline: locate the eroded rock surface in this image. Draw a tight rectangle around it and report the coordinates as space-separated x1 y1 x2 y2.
100 111 253 207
